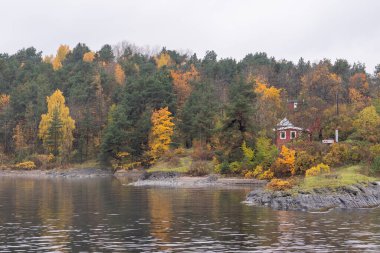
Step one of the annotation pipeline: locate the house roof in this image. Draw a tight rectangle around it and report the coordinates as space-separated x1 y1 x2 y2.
276 118 304 131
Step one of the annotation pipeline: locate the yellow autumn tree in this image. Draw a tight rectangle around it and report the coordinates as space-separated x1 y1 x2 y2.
148 107 175 161
253 78 283 130
52 45 70 70
155 52 173 69
83 51 95 62
353 106 380 142
114 63 126 85
170 64 199 108
38 90 75 158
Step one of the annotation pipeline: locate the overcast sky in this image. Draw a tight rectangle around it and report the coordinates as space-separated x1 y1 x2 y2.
1 0 380 72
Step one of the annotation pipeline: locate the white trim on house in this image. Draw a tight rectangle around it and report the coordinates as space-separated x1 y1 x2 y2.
276 118 304 131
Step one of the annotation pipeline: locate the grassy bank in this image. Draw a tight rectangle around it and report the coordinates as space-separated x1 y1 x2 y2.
147 156 192 173
292 165 378 193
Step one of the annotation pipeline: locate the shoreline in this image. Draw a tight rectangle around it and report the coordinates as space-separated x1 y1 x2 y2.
0 168 114 178
2 169 380 211
246 182 380 211
127 171 267 188
0 169 267 188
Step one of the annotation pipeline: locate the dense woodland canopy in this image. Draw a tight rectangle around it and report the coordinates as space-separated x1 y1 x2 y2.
1 42 380 176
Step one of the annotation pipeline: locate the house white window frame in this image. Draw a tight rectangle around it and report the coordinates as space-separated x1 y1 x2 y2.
293 102 298 110
280 131 286 140
290 131 297 139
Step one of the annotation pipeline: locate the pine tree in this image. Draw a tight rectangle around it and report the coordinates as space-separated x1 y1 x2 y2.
44 107 63 156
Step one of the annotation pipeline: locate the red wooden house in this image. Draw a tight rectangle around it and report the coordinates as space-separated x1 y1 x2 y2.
275 118 309 148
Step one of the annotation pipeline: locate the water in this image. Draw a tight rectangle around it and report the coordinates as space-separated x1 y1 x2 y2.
0 177 379 252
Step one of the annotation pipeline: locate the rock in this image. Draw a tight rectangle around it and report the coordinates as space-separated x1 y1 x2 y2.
246 183 380 211
139 171 179 181
205 174 218 182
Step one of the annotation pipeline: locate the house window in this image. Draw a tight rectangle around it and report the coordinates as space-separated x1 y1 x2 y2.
280 131 286 139
294 102 298 110
290 131 297 139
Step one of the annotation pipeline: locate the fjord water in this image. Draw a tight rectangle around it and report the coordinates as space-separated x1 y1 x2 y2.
0 177 379 252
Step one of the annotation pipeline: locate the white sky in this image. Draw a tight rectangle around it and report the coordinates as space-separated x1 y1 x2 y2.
1 0 380 72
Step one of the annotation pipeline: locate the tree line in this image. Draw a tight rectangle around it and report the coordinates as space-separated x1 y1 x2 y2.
1 42 380 175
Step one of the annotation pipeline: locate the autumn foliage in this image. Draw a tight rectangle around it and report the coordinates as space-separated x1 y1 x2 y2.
267 178 293 191
38 90 75 158
52 45 70 70
155 52 173 68
272 146 296 177
148 107 175 161
83 51 95 62
170 65 199 108
114 63 126 85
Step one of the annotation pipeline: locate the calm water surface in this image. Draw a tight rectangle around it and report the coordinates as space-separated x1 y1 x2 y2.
0 177 379 252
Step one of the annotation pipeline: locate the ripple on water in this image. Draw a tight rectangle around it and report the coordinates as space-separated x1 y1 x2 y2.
0 177 379 252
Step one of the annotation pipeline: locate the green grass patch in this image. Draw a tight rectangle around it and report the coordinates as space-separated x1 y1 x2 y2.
147 157 192 173
293 165 378 192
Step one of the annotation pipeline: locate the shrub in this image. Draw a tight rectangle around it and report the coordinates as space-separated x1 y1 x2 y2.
15 161 36 170
244 170 255 179
245 166 274 180
349 145 363 163
288 141 327 161
215 162 230 174
29 154 55 170
229 161 243 174
271 146 296 177
254 136 278 169
266 178 293 191
258 169 274 180
191 141 213 161
305 163 330 177
173 147 186 156
253 165 264 177
369 144 380 159
370 156 380 175
188 161 212 176
294 151 315 175
323 143 351 167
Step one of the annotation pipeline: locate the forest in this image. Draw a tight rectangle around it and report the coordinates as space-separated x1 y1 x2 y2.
1 42 380 184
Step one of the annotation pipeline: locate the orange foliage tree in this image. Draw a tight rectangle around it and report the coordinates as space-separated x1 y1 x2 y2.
83 51 95 62
114 63 126 85
348 73 370 108
170 65 199 108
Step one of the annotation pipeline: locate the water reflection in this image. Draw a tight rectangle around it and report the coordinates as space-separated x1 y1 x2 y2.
0 176 379 252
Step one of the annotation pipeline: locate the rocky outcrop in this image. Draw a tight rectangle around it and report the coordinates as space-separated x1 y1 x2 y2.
139 171 180 181
246 182 380 211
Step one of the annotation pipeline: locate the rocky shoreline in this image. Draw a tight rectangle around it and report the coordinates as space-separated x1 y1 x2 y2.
246 182 380 211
